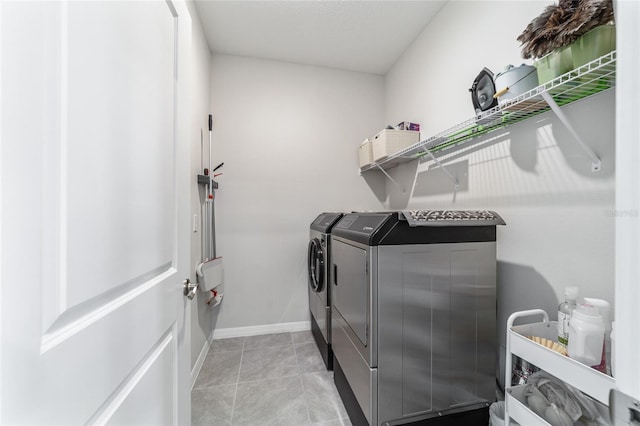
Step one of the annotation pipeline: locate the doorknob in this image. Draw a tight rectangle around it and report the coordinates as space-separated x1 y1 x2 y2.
183 278 198 300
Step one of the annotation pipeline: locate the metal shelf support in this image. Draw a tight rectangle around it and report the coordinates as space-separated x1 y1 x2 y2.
541 91 602 172
422 148 459 190
374 164 405 193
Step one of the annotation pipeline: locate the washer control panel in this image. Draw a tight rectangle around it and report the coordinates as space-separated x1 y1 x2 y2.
402 210 505 226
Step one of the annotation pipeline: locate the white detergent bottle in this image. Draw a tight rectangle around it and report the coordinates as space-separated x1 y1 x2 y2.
583 297 610 374
568 303 605 367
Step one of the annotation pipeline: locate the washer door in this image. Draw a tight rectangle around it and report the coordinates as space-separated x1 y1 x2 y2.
307 238 324 292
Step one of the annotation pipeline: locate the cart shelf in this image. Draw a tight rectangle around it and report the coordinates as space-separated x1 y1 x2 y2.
505 309 615 426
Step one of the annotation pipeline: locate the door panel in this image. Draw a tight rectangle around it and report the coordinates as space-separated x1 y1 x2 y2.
377 243 497 423
41 0 177 342
1 1 191 424
94 327 176 425
615 0 640 404
64 1 175 309
332 240 368 347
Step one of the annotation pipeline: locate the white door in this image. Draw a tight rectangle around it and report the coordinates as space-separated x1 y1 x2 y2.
615 0 640 408
0 1 192 424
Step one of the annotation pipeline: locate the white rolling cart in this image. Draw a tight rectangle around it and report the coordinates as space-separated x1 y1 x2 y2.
505 309 616 425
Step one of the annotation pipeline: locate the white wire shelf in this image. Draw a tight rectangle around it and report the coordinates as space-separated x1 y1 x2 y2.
360 50 616 173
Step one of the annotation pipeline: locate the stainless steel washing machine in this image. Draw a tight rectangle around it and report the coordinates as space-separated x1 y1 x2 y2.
308 213 343 370
330 210 505 426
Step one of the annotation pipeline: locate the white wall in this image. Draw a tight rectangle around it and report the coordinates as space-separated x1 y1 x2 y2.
186 1 213 370
381 1 615 388
210 54 385 330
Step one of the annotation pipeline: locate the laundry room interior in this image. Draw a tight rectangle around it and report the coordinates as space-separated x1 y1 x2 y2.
198 1 612 335
2 0 637 425
183 0 625 424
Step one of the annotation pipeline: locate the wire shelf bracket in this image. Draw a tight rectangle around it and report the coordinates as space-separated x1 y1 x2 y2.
422 147 459 190
540 91 602 172
374 163 406 193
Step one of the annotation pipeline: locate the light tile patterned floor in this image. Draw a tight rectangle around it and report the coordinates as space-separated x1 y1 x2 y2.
192 331 351 426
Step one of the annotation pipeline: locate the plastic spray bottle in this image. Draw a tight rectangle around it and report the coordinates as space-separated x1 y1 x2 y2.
558 286 579 346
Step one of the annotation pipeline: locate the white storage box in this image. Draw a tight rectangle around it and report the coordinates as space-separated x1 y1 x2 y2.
358 139 373 168
371 129 419 161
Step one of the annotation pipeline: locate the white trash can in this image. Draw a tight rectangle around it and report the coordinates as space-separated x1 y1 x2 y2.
489 401 505 426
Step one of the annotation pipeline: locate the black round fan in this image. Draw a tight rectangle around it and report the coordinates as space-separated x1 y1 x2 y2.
469 68 498 114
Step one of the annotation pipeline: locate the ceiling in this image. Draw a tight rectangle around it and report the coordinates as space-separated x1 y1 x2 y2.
194 1 447 75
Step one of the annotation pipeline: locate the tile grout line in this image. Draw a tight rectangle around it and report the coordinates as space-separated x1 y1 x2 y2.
234 340 304 385
198 333 323 425
242 332 296 351
238 333 304 425
292 333 313 425
241 342 293 351
233 371 321 386
196 333 340 425
192 349 245 391
228 383 238 426
228 337 245 426
193 333 324 425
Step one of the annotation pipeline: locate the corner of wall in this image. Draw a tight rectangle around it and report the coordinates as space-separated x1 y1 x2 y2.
188 0 214 371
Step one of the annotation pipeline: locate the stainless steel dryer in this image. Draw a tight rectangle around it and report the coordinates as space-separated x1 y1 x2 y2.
330 210 505 426
308 213 343 370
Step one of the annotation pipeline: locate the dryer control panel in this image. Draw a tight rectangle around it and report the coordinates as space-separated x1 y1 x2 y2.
310 212 344 233
333 211 500 246
334 213 390 235
402 210 505 227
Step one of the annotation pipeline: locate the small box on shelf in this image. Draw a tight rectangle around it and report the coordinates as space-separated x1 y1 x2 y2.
395 121 420 131
358 139 373 168
371 129 420 161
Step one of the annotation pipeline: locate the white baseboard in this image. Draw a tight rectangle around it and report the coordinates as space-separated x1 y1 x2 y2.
191 337 211 389
211 320 310 340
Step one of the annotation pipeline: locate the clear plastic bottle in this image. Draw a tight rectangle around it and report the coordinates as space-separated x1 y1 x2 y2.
557 286 579 346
